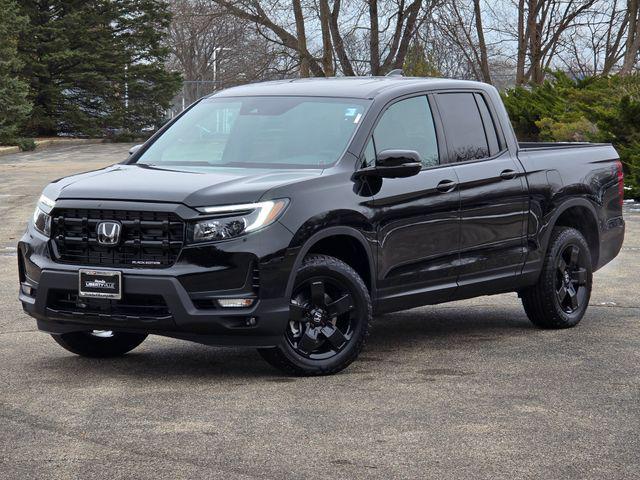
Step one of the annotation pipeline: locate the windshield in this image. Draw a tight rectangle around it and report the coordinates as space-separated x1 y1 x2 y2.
135 96 370 169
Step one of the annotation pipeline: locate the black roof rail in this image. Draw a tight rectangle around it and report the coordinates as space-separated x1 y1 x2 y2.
385 69 404 77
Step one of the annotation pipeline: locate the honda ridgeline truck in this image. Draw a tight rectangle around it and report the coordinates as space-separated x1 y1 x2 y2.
19 77 625 375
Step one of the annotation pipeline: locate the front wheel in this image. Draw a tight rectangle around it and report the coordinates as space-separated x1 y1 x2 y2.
521 227 593 329
52 330 147 357
258 254 372 376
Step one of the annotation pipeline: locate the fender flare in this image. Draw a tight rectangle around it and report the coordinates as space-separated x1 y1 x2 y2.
539 197 600 255
284 226 376 299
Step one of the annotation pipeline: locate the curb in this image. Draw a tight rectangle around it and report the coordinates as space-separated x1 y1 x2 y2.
0 146 20 156
0 138 104 157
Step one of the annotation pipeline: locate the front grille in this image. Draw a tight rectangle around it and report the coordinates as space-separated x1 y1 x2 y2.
51 209 185 268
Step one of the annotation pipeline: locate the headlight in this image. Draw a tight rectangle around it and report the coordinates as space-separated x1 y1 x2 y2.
32 206 52 237
32 194 55 236
191 199 289 243
37 194 56 211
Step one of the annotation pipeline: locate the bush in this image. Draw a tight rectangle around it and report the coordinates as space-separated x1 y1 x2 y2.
502 73 640 199
104 129 151 143
0 136 35 151
536 117 598 142
16 137 35 151
108 131 137 143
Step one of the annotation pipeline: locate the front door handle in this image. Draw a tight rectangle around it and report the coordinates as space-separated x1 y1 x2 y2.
500 169 517 180
436 179 457 193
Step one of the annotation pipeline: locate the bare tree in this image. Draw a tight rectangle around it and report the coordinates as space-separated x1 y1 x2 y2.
473 0 492 83
166 0 640 86
435 0 493 83
167 0 283 85
557 1 627 76
543 0 640 77
602 0 630 74
621 0 640 74
208 0 432 76
517 0 598 84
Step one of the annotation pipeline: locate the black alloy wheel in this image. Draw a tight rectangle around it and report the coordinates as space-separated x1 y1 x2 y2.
287 276 356 360
521 226 593 329
258 254 372 375
555 244 588 314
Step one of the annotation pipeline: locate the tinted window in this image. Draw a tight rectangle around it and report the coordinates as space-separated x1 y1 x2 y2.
373 96 439 168
363 138 376 167
475 93 500 156
437 93 489 162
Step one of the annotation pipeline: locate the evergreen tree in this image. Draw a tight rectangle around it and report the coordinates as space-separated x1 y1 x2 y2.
113 0 183 134
403 44 442 78
17 0 180 137
0 0 32 143
502 72 640 199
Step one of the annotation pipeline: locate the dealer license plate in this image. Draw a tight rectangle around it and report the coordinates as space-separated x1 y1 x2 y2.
78 269 122 300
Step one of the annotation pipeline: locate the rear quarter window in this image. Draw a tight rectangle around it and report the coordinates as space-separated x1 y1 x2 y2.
474 93 501 156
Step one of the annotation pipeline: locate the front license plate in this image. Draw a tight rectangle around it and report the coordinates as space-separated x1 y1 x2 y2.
79 270 122 300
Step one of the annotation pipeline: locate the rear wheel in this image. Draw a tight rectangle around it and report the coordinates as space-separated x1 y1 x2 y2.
51 330 147 357
521 227 592 329
258 254 372 376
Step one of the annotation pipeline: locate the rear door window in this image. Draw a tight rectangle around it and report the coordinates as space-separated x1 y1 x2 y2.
436 93 490 162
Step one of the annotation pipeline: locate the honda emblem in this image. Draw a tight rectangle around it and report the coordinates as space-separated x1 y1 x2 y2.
96 221 122 246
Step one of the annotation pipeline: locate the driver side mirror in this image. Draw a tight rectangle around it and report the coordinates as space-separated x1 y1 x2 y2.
128 144 143 156
354 149 422 179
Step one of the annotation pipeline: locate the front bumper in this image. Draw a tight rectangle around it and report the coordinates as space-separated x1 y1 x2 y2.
18 214 296 347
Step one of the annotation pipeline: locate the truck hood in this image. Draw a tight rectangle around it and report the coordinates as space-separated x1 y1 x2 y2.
48 164 323 207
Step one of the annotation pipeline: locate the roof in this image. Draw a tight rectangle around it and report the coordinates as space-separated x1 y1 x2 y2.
210 77 492 100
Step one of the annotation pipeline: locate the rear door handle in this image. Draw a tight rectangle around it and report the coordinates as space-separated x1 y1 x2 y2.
436 179 457 193
500 169 517 180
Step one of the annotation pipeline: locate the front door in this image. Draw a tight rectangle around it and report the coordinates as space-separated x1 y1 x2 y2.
368 95 461 312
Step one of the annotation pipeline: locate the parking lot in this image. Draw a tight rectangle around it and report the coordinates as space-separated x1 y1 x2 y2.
0 143 638 479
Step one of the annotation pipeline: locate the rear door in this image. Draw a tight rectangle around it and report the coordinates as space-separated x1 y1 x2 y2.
369 95 461 312
434 91 527 294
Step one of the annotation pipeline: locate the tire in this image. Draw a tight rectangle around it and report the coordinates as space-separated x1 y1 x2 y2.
258 254 372 376
51 331 147 358
521 227 593 329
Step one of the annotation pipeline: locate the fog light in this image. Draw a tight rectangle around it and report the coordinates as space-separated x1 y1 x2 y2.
20 283 34 296
217 298 255 308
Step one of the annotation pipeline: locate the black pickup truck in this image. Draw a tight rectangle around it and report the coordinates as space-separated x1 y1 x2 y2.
19 77 625 375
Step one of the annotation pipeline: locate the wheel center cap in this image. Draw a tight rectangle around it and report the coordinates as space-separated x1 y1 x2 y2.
310 309 324 324
563 271 570 284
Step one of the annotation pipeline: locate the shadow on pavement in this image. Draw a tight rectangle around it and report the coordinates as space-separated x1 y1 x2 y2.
33 306 535 381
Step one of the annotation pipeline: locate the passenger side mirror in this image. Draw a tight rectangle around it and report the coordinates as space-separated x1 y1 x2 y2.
128 144 143 156
354 149 422 179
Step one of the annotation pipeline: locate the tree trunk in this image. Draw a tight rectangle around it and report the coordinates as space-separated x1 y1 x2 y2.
473 0 492 84
621 0 640 75
292 0 310 77
527 0 543 83
516 0 527 84
392 0 422 70
369 0 380 75
319 0 334 76
602 0 628 75
329 0 355 75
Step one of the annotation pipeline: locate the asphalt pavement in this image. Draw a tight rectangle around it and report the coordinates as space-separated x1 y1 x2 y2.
0 144 638 479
